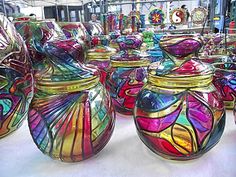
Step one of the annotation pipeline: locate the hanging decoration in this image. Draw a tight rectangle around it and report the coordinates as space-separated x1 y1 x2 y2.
191 7 208 25
170 8 187 25
148 9 165 26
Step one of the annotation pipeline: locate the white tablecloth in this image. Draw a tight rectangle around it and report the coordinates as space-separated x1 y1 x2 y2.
1 111 236 177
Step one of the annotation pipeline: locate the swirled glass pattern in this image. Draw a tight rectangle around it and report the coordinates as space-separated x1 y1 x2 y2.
0 14 33 138
28 35 115 162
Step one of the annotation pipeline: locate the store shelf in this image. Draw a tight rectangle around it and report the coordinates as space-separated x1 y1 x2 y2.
153 26 211 34
107 0 196 6
0 111 236 177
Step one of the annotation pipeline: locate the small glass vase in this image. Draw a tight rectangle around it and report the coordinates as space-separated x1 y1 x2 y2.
87 35 116 85
142 31 154 50
106 35 150 115
134 59 225 160
213 62 236 109
28 40 115 162
0 14 34 138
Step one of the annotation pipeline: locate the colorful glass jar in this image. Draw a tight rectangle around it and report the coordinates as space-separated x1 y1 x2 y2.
87 35 116 85
58 22 90 48
106 35 150 115
213 62 236 109
28 40 115 162
106 12 117 33
134 59 225 160
160 34 203 66
0 14 34 138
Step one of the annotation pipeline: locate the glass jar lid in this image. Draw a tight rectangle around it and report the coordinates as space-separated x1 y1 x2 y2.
148 58 214 89
35 40 99 94
110 34 150 67
159 34 203 58
87 46 116 60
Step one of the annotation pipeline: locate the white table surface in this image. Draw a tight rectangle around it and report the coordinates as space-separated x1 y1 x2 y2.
1 110 236 177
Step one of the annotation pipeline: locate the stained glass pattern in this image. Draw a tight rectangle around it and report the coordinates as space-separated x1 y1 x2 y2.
134 59 225 160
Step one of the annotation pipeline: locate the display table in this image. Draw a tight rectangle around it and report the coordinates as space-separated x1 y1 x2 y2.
154 27 211 34
0 110 236 177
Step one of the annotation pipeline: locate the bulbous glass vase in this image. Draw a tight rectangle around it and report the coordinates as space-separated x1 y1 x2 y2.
134 59 225 160
226 34 236 55
28 40 115 162
0 14 34 138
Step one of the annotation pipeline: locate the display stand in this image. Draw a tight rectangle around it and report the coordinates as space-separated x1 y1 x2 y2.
0 111 235 177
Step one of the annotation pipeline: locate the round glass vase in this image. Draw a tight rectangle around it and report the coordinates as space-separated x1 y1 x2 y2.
28 40 115 162
142 31 154 50
201 33 224 55
0 14 34 138
134 59 225 160
106 35 150 115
